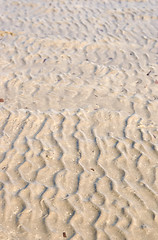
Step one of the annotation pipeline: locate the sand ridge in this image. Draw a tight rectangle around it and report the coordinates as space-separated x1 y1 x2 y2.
0 0 158 239
0 108 158 240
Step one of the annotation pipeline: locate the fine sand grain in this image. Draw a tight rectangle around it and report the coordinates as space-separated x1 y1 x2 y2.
0 0 158 239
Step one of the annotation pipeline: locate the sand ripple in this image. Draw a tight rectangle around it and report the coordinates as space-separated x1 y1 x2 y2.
0 0 158 239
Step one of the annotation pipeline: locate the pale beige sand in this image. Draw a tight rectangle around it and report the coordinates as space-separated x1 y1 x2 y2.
0 0 158 239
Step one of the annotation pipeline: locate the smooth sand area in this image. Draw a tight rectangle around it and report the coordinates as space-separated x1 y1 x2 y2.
0 0 158 239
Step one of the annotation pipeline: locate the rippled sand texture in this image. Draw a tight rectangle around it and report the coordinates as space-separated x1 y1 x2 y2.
0 0 158 239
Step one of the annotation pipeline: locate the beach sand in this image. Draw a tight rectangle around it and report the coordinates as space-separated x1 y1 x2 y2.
0 0 158 239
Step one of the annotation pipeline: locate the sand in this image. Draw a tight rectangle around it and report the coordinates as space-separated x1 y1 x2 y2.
0 0 158 239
